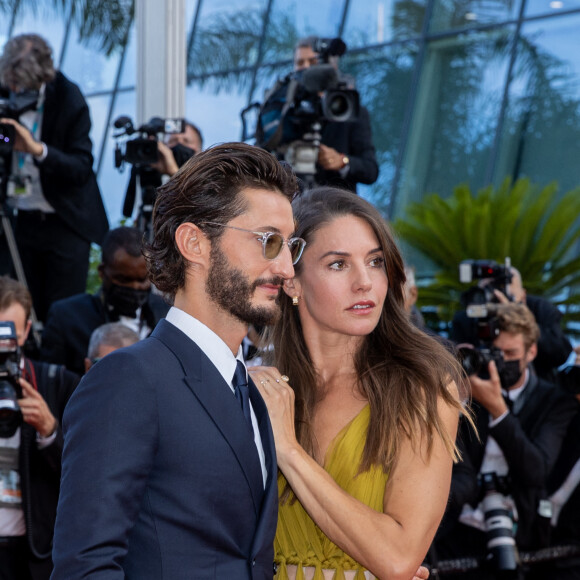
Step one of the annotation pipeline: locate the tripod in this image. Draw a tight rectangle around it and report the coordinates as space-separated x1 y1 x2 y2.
122 165 161 242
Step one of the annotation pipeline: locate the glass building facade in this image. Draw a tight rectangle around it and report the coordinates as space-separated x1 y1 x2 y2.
1 0 579 272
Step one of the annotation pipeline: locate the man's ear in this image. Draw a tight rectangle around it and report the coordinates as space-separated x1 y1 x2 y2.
175 223 207 265
283 277 301 298
526 342 538 364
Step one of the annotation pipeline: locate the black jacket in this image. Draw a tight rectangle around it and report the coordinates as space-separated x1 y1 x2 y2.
548 406 580 546
40 289 170 376
19 358 80 579
445 373 576 551
37 71 109 245
316 106 379 193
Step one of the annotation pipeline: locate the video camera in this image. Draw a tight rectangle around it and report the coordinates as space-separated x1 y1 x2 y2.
113 115 185 168
0 321 23 438
242 37 359 181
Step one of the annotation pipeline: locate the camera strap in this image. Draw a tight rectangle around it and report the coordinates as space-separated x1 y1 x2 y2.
21 357 38 392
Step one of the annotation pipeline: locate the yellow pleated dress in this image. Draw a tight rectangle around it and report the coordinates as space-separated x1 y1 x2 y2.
274 404 388 580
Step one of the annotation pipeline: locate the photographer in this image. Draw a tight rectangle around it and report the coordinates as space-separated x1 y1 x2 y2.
434 303 576 579
0 275 79 579
451 265 573 381
0 34 108 322
121 119 201 225
292 37 378 193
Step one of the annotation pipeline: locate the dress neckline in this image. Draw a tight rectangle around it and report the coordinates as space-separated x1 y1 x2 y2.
323 403 370 468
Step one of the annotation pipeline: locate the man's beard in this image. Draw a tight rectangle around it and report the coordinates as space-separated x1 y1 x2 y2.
205 242 282 327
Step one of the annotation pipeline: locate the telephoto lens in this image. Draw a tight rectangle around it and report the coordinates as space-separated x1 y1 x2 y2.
480 473 520 577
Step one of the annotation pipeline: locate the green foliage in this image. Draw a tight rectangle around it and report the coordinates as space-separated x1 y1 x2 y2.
394 177 580 334
86 243 102 295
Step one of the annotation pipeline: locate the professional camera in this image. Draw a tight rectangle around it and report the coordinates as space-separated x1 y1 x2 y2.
479 472 520 575
243 37 359 181
0 90 39 156
0 321 23 438
458 258 513 344
113 115 185 168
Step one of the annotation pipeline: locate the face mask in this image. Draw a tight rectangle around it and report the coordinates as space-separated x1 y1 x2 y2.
498 359 523 390
170 143 196 168
105 283 150 318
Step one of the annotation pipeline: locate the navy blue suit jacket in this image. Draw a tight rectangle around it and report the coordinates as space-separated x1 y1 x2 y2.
51 319 278 579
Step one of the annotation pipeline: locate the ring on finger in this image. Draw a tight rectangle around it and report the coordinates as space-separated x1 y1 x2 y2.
280 375 290 382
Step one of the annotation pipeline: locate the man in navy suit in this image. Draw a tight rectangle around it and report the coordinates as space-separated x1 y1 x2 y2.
51 142 304 579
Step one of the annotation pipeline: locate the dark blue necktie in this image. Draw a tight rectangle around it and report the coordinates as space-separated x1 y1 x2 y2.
233 360 252 429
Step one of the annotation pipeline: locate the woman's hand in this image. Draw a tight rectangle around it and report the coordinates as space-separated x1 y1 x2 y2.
248 366 299 463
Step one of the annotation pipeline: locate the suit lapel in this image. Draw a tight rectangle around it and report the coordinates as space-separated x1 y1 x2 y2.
151 321 265 515
248 376 278 554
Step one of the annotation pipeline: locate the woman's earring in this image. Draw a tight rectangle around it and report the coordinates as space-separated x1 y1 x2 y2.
292 296 299 306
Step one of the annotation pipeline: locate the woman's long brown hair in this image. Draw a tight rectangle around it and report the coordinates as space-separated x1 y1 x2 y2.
267 187 468 477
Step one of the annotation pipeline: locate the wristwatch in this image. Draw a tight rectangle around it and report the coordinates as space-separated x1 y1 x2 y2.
341 154 350 168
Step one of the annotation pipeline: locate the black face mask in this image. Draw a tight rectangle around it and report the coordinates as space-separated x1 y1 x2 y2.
171 143 196 168
498 359 523 390
105 283 150 318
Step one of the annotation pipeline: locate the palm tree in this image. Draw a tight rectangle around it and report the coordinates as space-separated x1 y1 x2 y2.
393 177 580 335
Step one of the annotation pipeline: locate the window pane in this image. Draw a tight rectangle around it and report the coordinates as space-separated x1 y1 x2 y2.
60 32 121 95
343 0 427 48
395 28 514 215
430 0 520 34
85 94 111 171
188 0 270 80
269 0 346 41
496 14 580 194
525 0 580 17
343 44 420 213
9 4 67 64
185 79 250 148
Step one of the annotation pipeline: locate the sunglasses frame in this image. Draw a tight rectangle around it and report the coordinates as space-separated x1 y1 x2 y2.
202 222 306 265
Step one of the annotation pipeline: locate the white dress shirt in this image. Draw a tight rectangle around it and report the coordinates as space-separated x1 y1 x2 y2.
165 307 267 487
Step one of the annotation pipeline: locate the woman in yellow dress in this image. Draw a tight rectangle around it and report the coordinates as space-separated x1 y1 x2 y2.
250 187 468 580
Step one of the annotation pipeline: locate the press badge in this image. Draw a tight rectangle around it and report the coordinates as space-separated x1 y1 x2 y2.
0 447 21 508
7 175 32 199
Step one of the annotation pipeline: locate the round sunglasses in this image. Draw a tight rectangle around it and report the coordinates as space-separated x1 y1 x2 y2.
202 222 306 265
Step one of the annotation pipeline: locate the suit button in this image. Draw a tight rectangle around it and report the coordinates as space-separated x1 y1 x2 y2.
252 559 256 566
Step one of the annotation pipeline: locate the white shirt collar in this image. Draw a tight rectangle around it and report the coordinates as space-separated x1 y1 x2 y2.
165 306 244 391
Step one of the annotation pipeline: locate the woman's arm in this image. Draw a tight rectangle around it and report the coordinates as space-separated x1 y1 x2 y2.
251 366 459 580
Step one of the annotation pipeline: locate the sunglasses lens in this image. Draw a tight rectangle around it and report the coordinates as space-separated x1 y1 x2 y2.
289 239 305 264
264 233 284 259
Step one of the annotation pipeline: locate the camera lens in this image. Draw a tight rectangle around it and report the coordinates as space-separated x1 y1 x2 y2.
457 346 485 376
482 491 519 573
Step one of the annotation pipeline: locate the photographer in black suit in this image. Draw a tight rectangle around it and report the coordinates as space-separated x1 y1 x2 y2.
434 303 576 579
451 266 573 381
0 276 79 580
0 34 108 322
292 37 378 193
